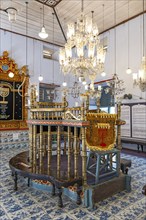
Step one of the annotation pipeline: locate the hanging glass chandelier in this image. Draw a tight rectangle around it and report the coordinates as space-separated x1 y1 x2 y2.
59 0 106 84
105 74 125 104
133 57 146 92
105 74 125 96
86 84 102 99
69 81 81 98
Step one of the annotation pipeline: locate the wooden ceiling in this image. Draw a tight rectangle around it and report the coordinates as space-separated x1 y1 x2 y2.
0 0 145 47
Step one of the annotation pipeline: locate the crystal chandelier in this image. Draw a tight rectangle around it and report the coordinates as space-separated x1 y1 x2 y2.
133 57 146 92
85 83 102 99
132 0 146 92
59 0 106 84
105 74 125 104
69 81 81 98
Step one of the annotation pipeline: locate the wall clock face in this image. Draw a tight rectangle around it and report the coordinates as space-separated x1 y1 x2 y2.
2 64 9 71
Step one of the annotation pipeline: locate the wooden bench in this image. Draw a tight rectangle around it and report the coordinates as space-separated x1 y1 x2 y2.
121 137 146 152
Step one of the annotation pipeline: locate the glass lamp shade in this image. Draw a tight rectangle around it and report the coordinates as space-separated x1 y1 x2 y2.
38 75 43 81
101 71 106 77
8 72 14 78
39 26 48 39
85 84 88 90
126 67 132 74
7 8 17 22
82 80 87 85
62 81 67 87
98 85 102 91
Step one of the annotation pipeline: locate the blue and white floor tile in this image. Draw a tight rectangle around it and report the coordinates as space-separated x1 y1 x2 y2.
0 147 146 220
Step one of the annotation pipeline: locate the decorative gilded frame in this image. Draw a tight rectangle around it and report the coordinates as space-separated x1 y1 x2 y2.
0 51 29 130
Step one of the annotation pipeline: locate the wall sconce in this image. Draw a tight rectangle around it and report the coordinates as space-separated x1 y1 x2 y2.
0 7 17 22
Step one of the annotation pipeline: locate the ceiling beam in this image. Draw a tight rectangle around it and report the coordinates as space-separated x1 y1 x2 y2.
53 8 67 42
100 10 146 35
0 27 62 47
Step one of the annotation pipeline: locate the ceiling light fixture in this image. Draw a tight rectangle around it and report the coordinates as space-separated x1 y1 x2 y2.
0 7 17 22
62 81 67 87
8 15 14 78
38 33 43 81
38 3 48 39
59 0 107 87
126 0 132 74
133 0 146 92
38 75 43 81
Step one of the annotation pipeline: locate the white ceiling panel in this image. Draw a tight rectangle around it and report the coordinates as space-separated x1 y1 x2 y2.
0 0 145 46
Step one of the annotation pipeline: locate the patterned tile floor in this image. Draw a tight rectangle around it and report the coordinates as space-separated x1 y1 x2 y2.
0 146 146 220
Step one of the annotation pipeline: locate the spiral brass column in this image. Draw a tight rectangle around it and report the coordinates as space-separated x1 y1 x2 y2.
29 124 33 167
39 125 43 167
81 102 85 121
48 126 51 175
33 125 37 172
81 127 87 186
63 134 67 155
74 127 78 178
57 126 61 179
86 94 89 113
67 126 71 179
117 103 122 150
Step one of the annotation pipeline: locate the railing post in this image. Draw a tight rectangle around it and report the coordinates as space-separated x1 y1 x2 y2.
29 124 33 167
74 127 78 178
117 102 122 151
33 125 37 172
48 126 51 175
39 125 43 167
67 126 71 179
81 127 87 186
57 126 61 179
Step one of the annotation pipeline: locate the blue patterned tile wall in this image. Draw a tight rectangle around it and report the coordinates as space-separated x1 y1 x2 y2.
0 130 29 150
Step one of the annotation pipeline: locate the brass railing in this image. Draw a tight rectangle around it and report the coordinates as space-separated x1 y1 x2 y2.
30 108 64 120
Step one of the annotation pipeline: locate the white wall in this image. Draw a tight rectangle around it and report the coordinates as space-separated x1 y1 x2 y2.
0 14 146 107
102 14 146 102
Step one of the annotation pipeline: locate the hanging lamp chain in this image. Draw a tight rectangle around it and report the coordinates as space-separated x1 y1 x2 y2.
142 0 144 56
114 0 116 74
102 4 104 32
53 12 55 84
128 0 130 66
43 3 45 26
81 0 84 13
26 2 28 67
102 4 105 47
